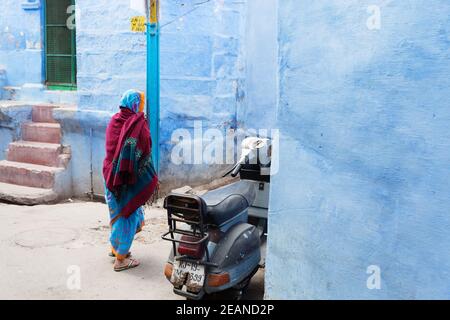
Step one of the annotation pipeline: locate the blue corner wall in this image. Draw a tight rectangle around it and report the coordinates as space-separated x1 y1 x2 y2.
265 0 450 299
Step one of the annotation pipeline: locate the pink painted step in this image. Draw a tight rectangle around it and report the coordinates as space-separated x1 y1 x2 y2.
32 105 56 123
7 141 63 167
0 160 62 189
22 122 61 144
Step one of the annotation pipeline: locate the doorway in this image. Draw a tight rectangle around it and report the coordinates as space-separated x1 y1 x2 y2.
44 0 77 89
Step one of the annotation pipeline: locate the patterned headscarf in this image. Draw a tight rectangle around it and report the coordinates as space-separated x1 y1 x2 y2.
119 89 145 113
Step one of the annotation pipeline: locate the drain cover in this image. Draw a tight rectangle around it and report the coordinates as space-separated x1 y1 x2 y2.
14 228 78 248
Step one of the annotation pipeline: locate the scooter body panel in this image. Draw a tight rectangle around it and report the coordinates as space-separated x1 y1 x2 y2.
205 222 261 294
217 208 249 233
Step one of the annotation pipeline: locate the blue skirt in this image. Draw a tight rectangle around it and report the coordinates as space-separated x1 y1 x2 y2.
105 185 145 259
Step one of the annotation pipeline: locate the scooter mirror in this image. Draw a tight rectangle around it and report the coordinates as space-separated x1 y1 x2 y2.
237 137 269 164
241 137 268 151
223 138 269 178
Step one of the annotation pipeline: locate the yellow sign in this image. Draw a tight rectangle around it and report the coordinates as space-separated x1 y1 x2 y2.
131 16 146 32
150 0 159 24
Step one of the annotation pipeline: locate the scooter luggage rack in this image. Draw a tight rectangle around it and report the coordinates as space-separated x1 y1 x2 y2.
162 194 211 264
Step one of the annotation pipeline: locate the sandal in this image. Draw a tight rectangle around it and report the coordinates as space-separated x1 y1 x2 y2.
114 258 140 272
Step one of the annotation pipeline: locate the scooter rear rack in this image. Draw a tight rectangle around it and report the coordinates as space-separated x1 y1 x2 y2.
162 194 211 263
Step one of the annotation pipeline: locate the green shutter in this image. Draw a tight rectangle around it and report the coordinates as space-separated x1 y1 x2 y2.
45 0 77 89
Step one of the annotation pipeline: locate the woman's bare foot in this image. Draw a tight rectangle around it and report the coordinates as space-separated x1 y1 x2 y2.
114 258 140 272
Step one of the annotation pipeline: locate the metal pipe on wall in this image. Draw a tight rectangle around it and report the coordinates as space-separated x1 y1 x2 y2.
146 0 160 174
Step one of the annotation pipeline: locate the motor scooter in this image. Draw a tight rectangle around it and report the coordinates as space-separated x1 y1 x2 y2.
162 137 271 300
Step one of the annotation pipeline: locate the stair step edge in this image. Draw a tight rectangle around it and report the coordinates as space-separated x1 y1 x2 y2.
23 122 61 128
0 160 64 172
0 182 57 205
9 141 62 149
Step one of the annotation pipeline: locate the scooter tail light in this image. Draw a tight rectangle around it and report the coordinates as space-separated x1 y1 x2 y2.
164 263 173 280
178 235 205 259
208 272 230 287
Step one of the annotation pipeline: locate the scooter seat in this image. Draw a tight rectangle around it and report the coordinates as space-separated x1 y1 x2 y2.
202 181 256 226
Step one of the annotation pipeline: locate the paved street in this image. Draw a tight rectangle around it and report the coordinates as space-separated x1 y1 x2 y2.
0 201 264 300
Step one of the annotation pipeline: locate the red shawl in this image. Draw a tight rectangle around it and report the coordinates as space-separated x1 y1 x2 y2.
103 108 158 218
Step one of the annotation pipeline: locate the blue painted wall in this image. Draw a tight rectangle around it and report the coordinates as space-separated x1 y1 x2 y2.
159 0 247 188
0 0 250 195
0 102 32 160
75 0 247 191
243 0 278 131
1 0 249 195
53 107 111 196
266 0 450 299
0 0 43 86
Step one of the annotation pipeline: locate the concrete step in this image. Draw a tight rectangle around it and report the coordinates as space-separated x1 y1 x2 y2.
22 122 61 144
0 160 63 189
0 182 57 205
32 105 56 123
7 141 63 167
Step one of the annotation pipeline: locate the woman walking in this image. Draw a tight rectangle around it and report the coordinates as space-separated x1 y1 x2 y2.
103 89 158 272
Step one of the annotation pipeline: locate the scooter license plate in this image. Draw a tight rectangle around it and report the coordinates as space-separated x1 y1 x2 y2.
171 260 205 292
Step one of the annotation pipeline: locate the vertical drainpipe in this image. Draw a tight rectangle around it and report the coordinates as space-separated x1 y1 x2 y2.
41 1 46 84
89 127 94 200
146 0 160 174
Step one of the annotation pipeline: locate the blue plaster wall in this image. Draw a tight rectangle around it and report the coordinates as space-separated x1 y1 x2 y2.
265 0 450 299
159 0 247 189
0 0 248 196
243 0 278 131
53 107 110 196
76 0 248 191
0 103 32 160
75 0 146 111
0 0 43 86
